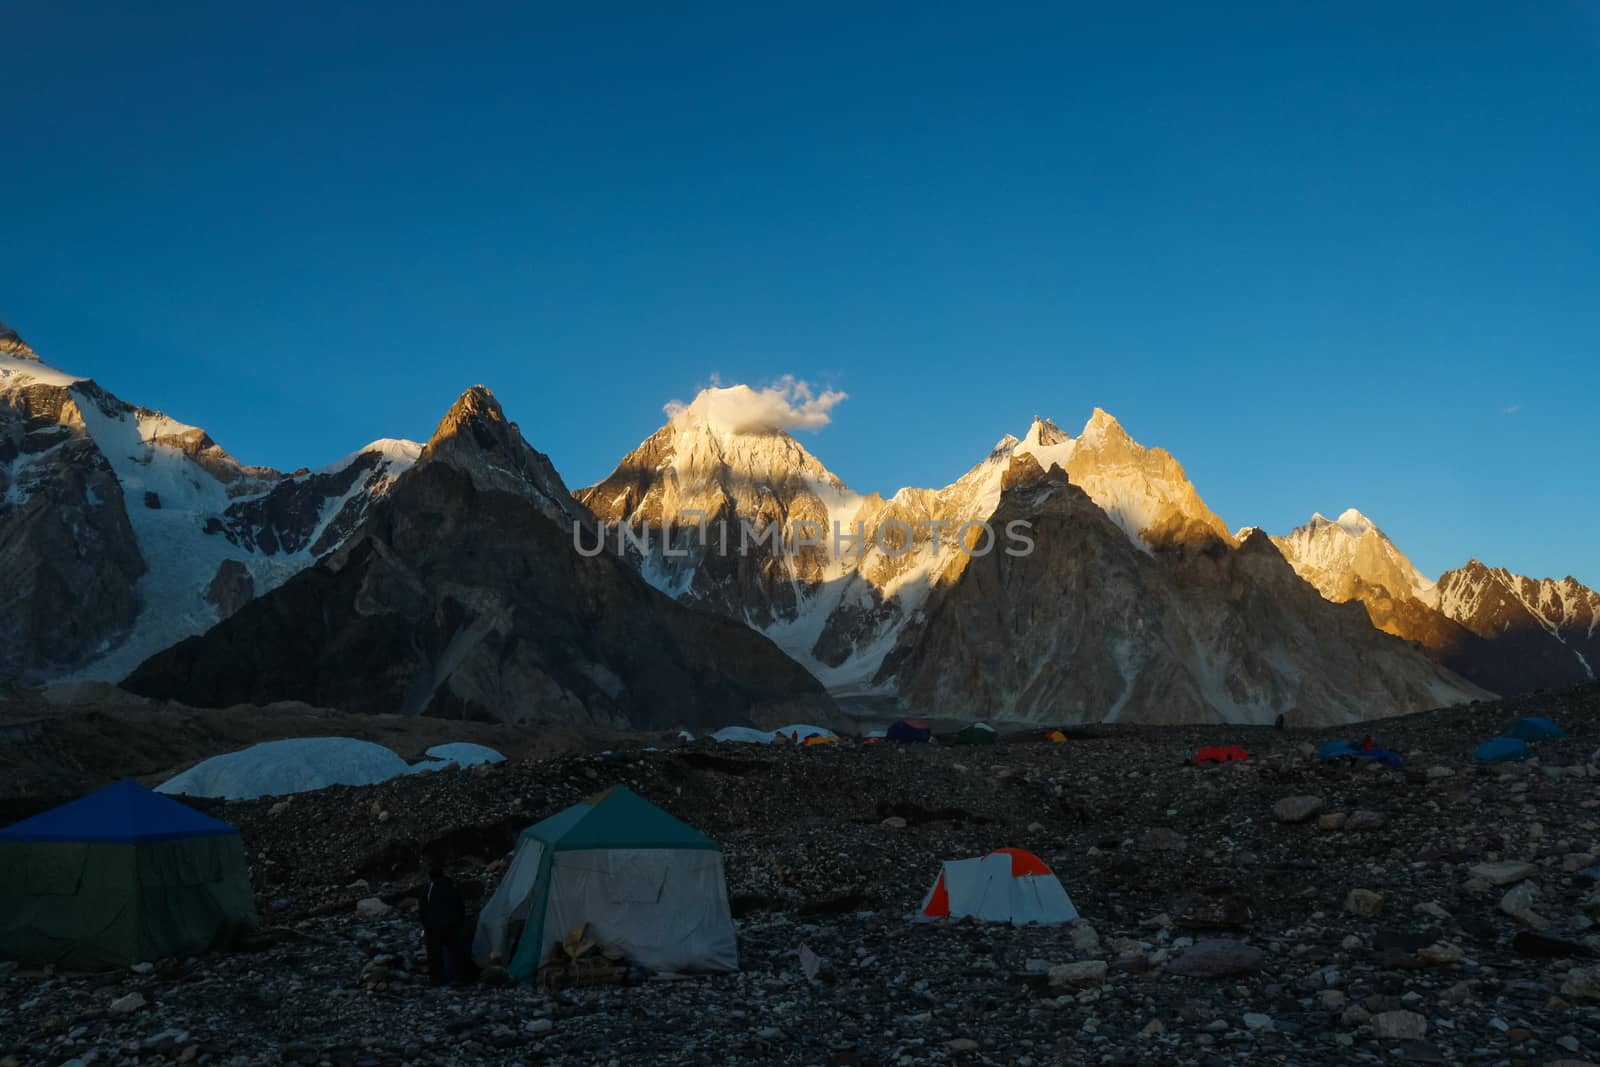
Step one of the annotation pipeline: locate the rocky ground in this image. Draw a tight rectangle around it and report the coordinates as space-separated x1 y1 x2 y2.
3 684 1600 1066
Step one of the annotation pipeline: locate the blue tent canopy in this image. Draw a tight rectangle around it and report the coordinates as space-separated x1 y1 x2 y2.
0 781 238 844
1473 737 1531 764
1507 717 1564 742
1316 740 1405 768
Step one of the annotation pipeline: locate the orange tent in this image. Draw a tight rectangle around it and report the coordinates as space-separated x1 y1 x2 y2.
919 849 1079 925
1043 729 1068 743
802 734 838 747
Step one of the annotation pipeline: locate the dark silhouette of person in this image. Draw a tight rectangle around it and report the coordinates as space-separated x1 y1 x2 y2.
420 865 468 986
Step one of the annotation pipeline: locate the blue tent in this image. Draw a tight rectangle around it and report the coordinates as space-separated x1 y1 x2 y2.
1 782 256 968
1316 740 1405 768
1473 737 1531 764
1507 717 1564 742
0 780 238 843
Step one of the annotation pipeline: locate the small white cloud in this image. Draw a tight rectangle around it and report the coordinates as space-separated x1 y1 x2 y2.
665 376 847 435
1503 403 1522 415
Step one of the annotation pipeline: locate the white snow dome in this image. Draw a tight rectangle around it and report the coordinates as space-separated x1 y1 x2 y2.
156 737 412 800
710 726 775 745
419 742 505 768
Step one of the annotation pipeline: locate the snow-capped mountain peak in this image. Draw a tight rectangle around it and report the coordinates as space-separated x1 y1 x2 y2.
1023 416 1070 447
1 322 423 683
1274 508 1435 607
0 321 39 360
1335 507 1377 536
0 324 85 389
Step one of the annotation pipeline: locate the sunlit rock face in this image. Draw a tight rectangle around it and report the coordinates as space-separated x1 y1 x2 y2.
1274 509 1599 695
583 405 1485 724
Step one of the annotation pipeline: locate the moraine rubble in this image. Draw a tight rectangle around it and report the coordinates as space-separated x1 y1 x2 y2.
2 685 1599 1066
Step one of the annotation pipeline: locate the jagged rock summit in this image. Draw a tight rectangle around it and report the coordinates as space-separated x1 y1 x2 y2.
125 385 838 730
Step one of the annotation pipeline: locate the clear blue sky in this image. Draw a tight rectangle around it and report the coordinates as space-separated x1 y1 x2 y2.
4 2 1597 585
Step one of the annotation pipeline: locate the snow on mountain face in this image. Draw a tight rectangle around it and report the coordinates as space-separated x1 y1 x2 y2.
577 412 866 627
1272 510 1598 696
125 385 840 732
0 325 420 684
884 457 1486 726
578 405 1477 723
1434 561 1600 683
1272 510 1437 607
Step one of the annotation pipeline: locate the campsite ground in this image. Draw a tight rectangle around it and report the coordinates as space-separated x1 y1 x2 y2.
2 683 1599 1065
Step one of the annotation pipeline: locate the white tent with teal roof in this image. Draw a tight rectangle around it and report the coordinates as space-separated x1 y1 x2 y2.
472 785 737 979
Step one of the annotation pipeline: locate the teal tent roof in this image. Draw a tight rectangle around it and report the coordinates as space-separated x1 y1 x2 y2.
517 786 719 852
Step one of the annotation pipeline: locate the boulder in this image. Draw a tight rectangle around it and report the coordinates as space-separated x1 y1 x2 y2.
1467 861 1537 886
1498 882 1550 930
1166 939 1265 978
1273 796 1326 824
1344 889 1385 916
1372 1010 1427 1040
1048 960 1107 987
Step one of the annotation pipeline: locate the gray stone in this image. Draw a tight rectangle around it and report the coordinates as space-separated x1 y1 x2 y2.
1468 861 1538 886
1344 888 1385 916
1561 966 1600 1002
1273 796 1326 823
1371 1010 1427 1040
109 992 146 1014
1499 881 1550 929
1048 960 1107 987
1166 940 1266 978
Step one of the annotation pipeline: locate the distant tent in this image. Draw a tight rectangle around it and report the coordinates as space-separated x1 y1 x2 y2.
886 720 932 744
0 782 257 969
1194 745 1249 765
949 723 998 746
918 849 1078 926
473 786 737 981
1043 729 1068 743
802 734 839 747
777 724 835 744
1507 717 1564 742
1473 737 1531 764
1316 740 1404 768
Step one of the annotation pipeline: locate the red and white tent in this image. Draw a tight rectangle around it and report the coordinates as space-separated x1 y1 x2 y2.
917 848 1079 925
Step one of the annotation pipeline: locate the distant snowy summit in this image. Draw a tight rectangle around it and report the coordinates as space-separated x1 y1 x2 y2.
0 324 420 683
1274 510 1598 694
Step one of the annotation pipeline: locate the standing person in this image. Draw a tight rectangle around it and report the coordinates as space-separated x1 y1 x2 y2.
420 865 467 986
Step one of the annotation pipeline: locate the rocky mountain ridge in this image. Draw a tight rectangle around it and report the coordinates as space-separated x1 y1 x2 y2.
581 408 1487 724
1274 511 1599 696
123 388 839 730
0 323 418 684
